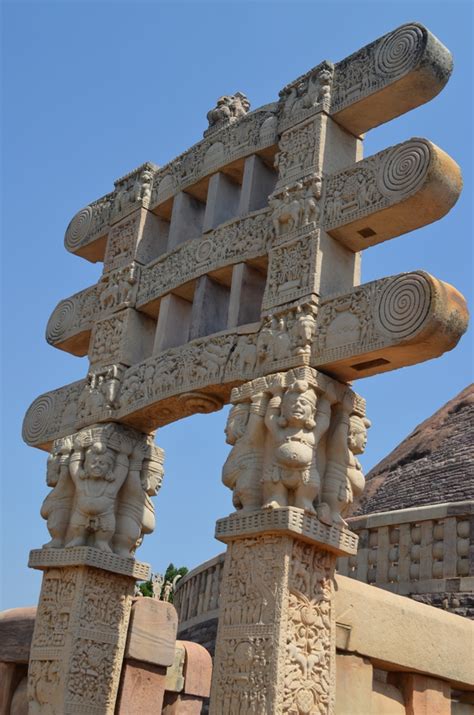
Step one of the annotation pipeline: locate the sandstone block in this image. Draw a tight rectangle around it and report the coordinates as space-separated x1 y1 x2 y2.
125 598 178 667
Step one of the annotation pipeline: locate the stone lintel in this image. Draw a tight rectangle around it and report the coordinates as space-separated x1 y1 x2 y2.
313 271 469 382
215 507 358 556
23 271 468 450
323 139 461 251
28 547 150 580
46 285 98 356
330 23 452 136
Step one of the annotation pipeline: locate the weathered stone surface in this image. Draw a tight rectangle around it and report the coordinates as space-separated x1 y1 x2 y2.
335 574 474 689
329 23 453 135
371 680 405 715
22 19 469 715
335 654 373 715
175 563 474 690
181 641 212 697
210 529 338 714
401 673 451 715
115 659 167 715
0 608 36 663
24 280 468 448
31 423 163 558
125 598 178 667
323 139 461 250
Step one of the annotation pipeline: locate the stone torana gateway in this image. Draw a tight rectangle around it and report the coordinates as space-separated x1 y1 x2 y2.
20 22 469 715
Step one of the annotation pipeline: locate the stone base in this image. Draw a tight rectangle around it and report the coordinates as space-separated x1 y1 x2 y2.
215 506 359 556
27 557 137 714
210 513 342 714
28 547 150 580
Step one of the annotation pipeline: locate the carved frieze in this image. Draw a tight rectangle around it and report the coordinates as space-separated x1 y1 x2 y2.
330 23 453 135
64 163 159 260
210 535 288 713
275 117 323 186
46 265 141 354
24 271 468 448
269 174 322 246
137 209 272 309
151 106 278 208
263 232 319 310
210 514 342 714
283 547 335 714
278 62 334 133
88 308 155 368
311 271 468 379
46 286 100 355
23 380 86 451
64 194 113 256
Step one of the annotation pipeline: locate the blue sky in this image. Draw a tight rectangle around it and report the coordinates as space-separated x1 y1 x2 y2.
1 0 472 610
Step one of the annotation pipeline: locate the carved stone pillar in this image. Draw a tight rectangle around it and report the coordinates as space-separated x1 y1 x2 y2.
27 552 147 714
210 510 357 714
210 368 368 714
26 422 164 714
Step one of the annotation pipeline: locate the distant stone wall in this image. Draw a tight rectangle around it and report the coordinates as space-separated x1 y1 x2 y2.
177 618 218 659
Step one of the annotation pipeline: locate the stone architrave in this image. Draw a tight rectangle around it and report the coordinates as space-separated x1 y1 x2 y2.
22 21 468 715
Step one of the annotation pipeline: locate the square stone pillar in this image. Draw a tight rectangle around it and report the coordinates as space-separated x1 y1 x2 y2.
27 548 149 714
209 508 358 714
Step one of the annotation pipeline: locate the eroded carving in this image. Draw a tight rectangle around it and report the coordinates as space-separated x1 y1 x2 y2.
275 117 323 185
263 234 318 310
279 62 334 131
205 91 250 136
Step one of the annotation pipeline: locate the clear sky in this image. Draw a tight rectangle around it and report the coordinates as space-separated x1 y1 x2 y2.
1 0 472 610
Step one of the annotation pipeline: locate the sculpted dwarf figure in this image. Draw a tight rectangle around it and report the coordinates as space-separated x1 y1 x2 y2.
262 379 335 513
222 394 268 511
66 428 132 552
321 392 371 525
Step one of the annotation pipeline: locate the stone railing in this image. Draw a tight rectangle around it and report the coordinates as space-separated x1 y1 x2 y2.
174 501 473 632
173 553 225 630
337 500 473 596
